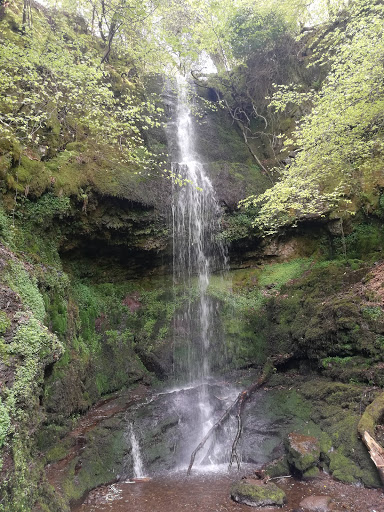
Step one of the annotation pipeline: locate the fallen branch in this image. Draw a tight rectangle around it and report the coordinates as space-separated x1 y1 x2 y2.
361 431 384 486
187 356 291 475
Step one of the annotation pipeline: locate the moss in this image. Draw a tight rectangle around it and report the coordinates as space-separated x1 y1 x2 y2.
358 392 384 438
0 208 13 244
7 156 51 197
61 422 126 503
44 438 74 464
231 480 286 507
328 451 360 484
285 433 320 473
265 456 290 478
0 311 11 334
300 380 381 487
302 466 320 479
0 314 64 511
0 398 10 453
4 261 46 322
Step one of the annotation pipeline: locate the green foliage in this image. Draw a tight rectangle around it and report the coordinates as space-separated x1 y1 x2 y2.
4 260 46 322
17 194 70 227
0 311 10 334
244 0 384 233
0 398 10 453
0 4 163 179
219 210 257 243
229 7 288 58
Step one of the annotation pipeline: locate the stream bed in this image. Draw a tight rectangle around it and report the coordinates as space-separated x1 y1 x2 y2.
72 471 384 512
45 380 384 512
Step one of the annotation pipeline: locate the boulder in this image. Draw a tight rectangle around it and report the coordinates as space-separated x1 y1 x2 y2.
230 479 286 507
286 432 320 474
299 495 332 511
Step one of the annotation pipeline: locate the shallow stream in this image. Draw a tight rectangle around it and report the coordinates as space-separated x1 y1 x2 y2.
72 470 384 512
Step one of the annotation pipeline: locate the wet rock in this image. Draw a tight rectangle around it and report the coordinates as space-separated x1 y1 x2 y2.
230 479 286 507
286 432 320 474
298 495 332 511
265 456 291 478
302 466 320 479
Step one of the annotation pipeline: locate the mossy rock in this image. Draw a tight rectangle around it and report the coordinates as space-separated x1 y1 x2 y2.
358 392 384 438
328 451 360 484
264 456 290 478
302 466 320 479
231 480 286 507
285 432 320 473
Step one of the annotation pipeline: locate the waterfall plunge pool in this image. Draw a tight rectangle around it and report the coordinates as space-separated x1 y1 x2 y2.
72 470 384 512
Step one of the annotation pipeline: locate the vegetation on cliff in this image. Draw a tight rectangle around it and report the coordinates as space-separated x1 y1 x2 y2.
0 0 384 510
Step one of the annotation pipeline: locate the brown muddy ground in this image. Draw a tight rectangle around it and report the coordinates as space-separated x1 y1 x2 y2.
72 471 384 512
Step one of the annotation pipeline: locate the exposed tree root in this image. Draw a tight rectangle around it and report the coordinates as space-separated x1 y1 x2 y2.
187 355 292 475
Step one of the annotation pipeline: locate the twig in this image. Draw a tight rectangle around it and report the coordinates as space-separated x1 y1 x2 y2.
187 360 275 475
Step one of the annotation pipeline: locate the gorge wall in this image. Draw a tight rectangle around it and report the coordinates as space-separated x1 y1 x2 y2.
1 3 384 511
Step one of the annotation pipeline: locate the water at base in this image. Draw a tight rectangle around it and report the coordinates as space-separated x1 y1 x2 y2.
73 470 384 512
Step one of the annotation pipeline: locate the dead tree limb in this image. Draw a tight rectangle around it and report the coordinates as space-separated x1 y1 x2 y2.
187 358 286 476
361 431 384 486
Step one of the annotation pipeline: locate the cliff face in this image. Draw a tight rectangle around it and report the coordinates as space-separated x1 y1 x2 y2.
0 62 269 511
1 5 384 511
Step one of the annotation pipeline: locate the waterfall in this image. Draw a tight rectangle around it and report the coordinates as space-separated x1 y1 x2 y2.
171 75 228 457
127 423 146 479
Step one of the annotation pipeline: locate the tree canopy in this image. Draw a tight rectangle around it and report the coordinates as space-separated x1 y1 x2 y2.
242 0 384 233
1 0 383 232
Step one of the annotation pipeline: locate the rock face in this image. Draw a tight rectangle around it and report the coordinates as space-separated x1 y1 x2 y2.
286 432 320 475
230 479 286 507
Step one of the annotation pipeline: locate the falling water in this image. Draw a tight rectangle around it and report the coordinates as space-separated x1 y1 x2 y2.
171 75 228 458
127 423 146 479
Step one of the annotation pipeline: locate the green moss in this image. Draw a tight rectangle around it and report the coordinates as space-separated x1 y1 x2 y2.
8 156 51 197
265 456 290 478
4 261 46 322
0 313 64 511
0 311 11 334
231 481 286 507
358 392 384 438
300 380 381 487
285 433 320 473
328 451 360 484
302 466 320 479
0 399 10 454
44 438 74 464
61 423 126 503
0 208 13 244
258 259 312 289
